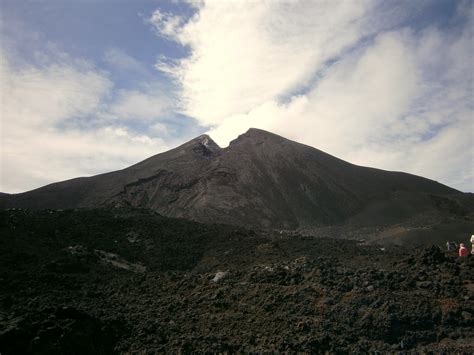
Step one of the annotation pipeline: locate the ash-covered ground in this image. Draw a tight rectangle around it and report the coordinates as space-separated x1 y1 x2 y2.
1 209 473 353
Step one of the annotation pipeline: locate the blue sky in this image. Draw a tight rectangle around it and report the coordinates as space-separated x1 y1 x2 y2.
1 0 473 193
2 0 190 65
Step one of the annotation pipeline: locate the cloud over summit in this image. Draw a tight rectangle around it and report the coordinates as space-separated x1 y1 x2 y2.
151 1 371 124
1 0 472 193
151 0 473 192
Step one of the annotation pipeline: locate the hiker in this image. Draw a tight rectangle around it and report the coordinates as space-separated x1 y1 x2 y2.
459 243 468 257
446 241 452 251
446 241 457 251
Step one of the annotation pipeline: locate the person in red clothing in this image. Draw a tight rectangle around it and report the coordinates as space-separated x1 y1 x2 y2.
459 243 468 257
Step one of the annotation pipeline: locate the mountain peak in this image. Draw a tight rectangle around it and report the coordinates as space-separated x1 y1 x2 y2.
197 134 217 147
229 128 284 146
190 134 220 156
244 128 276 137
1 128 464 230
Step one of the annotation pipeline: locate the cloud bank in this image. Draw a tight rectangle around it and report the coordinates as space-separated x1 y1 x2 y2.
1 0 472 193
0 51 172 193
151 0 473 192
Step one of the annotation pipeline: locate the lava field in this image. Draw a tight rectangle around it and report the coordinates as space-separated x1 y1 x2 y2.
1 209 473 353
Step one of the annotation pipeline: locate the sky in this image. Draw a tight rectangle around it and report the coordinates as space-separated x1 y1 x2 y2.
0 0 473 193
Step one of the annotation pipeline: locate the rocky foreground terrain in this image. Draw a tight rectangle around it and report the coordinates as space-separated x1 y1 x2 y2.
1 208 473 353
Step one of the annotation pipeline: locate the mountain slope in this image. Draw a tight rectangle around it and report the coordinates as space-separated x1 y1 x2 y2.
0 128 466 229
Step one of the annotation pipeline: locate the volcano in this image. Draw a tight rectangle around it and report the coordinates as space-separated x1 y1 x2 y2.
0 128 469 229
1 130 474 353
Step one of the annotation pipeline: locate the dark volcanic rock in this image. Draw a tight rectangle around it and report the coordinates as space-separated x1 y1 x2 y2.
1 129 469 230
0 307 124 354
1 209 473 353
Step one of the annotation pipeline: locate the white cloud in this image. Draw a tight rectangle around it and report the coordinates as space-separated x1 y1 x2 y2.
150 122 169 135
154 0 473 192
110 87 172 121
0 53 172 193
156 0 372 125
148 9 186 39
2 1 472 194
104 47 148 75
1 125 168 193
1 60 112 128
